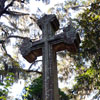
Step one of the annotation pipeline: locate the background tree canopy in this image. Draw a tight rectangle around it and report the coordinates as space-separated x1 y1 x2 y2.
0 0 100 100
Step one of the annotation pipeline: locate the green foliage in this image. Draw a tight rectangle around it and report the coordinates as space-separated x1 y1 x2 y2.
70 1 100 99
24 76 42 100
59 89 69 100
22 76 69 100
0 73 14 100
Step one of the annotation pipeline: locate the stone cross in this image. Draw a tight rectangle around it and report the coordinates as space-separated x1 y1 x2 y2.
20 14 80 100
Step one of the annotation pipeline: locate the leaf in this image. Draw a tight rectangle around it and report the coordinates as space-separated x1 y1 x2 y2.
0 82 4 86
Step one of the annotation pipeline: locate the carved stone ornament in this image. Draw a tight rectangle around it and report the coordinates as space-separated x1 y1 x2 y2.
20 38 36 62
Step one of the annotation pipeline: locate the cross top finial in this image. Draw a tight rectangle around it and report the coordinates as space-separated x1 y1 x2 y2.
37 14 59 32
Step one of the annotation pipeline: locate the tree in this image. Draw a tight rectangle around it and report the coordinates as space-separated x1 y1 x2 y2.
0 0 43 82
0 0 43 99
68 1 100 99
22 76 69 100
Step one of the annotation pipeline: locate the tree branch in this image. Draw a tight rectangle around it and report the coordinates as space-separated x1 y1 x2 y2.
23 69 42 74
0 69 42 75
0 0 15 17
7 35 27 39
28 60 42 70
2 43 13 59
0 35 27 46
68 2 100 10
4 0 15 10
0 40 5 44
5 10 30 16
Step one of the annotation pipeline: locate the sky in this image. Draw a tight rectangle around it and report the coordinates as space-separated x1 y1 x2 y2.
8 79 25 100
30 0 65 14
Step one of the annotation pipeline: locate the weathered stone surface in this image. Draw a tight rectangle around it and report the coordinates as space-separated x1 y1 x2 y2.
37 14 59 32
63 25 80 44
20 14 80 100
20 38 32 55
20 38 36 62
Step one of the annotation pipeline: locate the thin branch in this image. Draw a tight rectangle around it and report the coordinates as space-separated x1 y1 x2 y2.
28 60 42 70
6 35 37 41
4 0 15 10
5 10 30 16
0 40 5 44
2 43 13 59
23 69 42 74
67 2 100 10
0 0 15 17
71 5 89 10
0 35 27 45
7 35 27 39
0 35 30 60
0 69 42 75
0 35 37 46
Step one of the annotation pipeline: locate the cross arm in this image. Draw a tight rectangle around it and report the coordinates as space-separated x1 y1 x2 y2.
20 38 43 63
20 32 80 63
49 32 80 53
